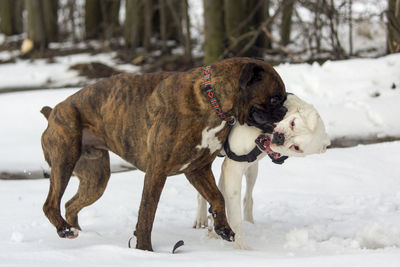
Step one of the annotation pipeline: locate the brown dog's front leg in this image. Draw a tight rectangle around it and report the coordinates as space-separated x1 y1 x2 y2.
185 164 235 242
134 168 167 251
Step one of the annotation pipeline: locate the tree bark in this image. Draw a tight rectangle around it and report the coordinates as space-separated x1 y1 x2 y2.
143 0 152 50
223 0 267 57
159 0 167 51
26 0 58 49
224 0 246 54
280 0 295 46
183 0 192 62
101 0 121 40
0 0 23 36
124 0 144 48
388 0 400 53
42 0 58 42
85 0 101 39
85 0 120 40
254 0 271 49
203 0 225 64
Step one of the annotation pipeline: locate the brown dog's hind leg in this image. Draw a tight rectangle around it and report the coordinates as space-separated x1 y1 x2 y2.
42 140 81 238
185 165 235 242
42 105 82 239
65 149 111 230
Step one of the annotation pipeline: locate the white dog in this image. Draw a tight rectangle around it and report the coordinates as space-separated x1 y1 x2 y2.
194 94 331 249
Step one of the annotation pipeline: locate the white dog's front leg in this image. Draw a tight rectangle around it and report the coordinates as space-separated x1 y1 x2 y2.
193 193 208 228
220 158 249 249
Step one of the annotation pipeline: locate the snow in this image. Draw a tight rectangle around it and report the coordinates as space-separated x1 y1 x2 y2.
1 56 400 266
1 142 400 266
0 53 139 90
275 54 400 139
1 18 400 265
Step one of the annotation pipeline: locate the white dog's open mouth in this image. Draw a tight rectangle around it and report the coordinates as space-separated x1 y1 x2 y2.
255 134 282 160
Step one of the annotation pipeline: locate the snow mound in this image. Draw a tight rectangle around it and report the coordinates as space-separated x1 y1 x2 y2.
357 224 400 249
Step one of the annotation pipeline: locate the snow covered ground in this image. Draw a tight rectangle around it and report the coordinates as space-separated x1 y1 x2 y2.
1 142 400 266
0 51 139 90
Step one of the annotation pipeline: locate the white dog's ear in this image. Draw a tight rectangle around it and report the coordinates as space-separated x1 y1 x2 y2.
319 136 331 153
306 111 319 132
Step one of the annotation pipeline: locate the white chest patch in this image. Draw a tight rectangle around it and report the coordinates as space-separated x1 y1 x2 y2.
196 121 226 154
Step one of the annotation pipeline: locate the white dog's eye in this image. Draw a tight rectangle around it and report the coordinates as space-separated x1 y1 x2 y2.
290 144 302 153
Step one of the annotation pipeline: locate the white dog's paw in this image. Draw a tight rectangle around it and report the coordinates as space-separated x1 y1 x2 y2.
233 237 250 250
243 212 254 224
207 216 220 239
243 197 255 224
193 214 208 229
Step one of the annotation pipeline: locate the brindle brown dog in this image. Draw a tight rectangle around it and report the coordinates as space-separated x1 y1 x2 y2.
41 57 287 251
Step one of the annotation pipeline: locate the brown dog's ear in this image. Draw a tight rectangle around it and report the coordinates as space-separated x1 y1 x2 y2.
239 62 265 90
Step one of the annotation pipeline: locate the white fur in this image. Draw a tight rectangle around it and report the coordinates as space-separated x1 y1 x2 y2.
271 95 331 156
193 193 208 228
195 95 330 249
196 121 226 154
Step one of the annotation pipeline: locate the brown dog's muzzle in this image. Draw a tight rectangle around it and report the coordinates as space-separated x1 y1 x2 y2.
248 105 287 133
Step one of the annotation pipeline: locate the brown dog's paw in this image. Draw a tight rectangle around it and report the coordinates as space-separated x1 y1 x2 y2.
57 227 79 239
214 226 235 242
135 242 153 251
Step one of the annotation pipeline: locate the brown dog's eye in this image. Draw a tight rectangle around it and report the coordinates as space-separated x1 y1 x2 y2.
270 97 278 105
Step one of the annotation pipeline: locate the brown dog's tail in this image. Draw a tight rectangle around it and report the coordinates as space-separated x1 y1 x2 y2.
40 106 53 120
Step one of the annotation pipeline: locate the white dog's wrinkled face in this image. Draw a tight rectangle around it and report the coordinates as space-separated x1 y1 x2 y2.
270 94 331 157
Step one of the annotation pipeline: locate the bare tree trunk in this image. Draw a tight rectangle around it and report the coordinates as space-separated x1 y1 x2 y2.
124 0 144 49
85 0 102 39
159 0 167 52
165 0 184 46
203 0 225 64
26 0 58 49
86 0 120 40
0 0 23 36
158 0 181 42
224 0 245 54
314 0 322 54
224 0 266 57
348 0 353 56
143 0 153 50
280 0 295 46
326 0 345 58
67 0 77 42
42 0 58 42
388 0 400 53
100 0 121 40
182 0 192 62
254 0 271 50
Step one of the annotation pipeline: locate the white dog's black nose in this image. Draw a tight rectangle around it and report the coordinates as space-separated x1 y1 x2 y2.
272 132 285 146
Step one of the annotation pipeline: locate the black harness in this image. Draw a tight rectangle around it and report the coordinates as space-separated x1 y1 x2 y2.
223 139 263 163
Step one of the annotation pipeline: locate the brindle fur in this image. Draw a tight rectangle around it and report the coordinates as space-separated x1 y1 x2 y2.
41 57 287 251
